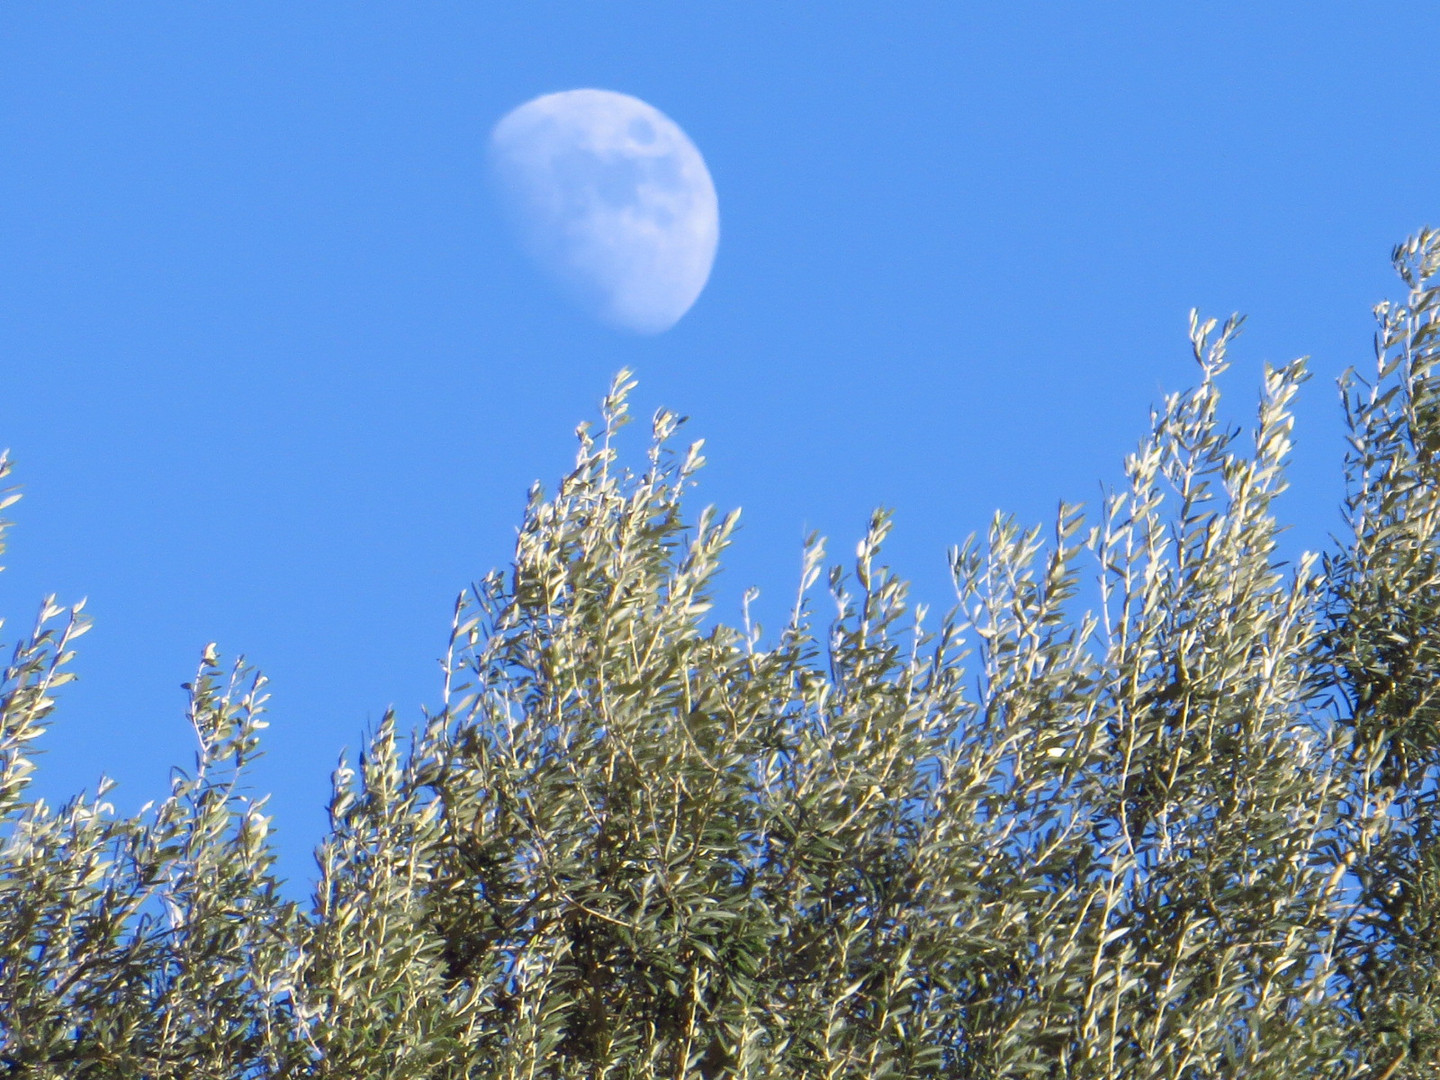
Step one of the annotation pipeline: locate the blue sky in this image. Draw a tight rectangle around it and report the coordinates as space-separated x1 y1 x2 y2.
1 3 1434 898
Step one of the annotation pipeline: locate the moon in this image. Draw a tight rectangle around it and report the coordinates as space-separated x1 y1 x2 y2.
489 89 719 334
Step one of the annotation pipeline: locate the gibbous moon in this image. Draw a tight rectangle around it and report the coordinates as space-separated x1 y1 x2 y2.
489 89 719 334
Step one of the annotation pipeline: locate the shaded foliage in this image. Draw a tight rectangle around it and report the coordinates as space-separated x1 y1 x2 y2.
6 235 1440 1076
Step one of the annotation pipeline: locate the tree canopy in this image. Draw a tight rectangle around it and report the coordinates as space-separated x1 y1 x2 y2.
6 233 1440 1077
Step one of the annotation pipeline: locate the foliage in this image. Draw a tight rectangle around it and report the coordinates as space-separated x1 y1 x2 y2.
6 235 1440 1076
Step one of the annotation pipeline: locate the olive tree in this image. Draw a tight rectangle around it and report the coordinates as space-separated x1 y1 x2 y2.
4 233 1440 1077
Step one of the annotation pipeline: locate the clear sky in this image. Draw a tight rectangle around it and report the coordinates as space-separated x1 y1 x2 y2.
2 3 1435 899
